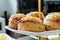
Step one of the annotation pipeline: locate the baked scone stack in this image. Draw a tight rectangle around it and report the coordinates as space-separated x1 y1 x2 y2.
9 12 60 32
9 11 45 32
8 12 60 40
44 12 60 31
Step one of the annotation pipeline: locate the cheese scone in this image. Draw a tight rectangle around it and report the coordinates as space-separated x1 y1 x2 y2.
9 14 25 29
18 16 45 32
44 12 60 31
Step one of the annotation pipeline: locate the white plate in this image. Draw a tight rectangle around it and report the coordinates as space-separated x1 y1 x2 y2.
16 36 33 40
0 33 15 40
5 26 60 36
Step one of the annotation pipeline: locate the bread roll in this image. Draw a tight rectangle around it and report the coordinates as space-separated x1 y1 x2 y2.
9 14 25 29
44 12 60 31
18 16 45 32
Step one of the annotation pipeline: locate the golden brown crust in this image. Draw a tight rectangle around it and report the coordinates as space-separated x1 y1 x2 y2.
26 11 44 21
9 18 18 29
18 16 45 32
9 14 25 29
44 12 60 31
19 16 42 23
45 12 60 20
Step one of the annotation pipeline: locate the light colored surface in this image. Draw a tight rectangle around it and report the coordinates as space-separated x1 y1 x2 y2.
16 36 37 40
0 33 14 40
17 36 31 40
0 0 17 16
0 0 6 16
5 0 17 15
48 35 60 40
0 17 5 33
5 26 60 36
30 36 38 39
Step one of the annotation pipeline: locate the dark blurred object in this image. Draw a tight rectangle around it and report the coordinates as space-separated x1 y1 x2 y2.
44 1 60 13
17 0 38 14
4 11 8 25
6 29 27 39
17 0 44 14
4 11 10 25
5 28 37 40
0 23 2 30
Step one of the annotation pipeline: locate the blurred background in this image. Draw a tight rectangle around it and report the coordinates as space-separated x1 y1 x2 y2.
0 0 60 40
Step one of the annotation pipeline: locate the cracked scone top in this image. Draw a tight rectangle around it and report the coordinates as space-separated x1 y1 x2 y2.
44 12 60 31
26 11 44 21
18 16 45 32
9 14 25 29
